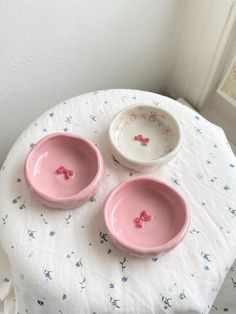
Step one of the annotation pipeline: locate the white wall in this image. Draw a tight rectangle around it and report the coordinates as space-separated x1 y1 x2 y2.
1 0 236 166
0 0 179 165
167 0 236 109
201 19 236 145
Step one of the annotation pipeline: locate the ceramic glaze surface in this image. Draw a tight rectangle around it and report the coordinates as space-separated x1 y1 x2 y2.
110 105 181 164
104 177 189 256
28 138 97 198
24 133 103 208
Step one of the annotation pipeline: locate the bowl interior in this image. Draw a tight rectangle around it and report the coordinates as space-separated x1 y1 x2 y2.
26 135 98 198
110 106 180 162
105 178 187 250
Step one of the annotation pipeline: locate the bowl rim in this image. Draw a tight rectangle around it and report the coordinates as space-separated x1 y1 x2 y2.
24 132 103 203
103 176 190 255
109 103 182 166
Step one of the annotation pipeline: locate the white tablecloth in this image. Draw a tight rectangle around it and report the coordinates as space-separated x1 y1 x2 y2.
0 89 236 314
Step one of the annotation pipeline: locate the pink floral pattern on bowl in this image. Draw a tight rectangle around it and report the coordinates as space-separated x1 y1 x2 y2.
109 104 182 172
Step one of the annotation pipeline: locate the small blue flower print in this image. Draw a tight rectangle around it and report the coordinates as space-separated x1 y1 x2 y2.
201 252 211 262
231 277 236 288
12 196 21 204
229 207 236 217
110 297 120 309
204 266 210 270
195 116 200 120
190 228 200 234
62 294 67 300
37 300 44 306
119 257 127 272
19 202 26 210
112 155 120 164
161 296 172 309
64 128 68 132
44 269 52 280
65 116 72 124
224 185 230 190
179 291 187 300
99 231 108 243
75 258 83 267
210 177 217 183
90 114 97 121
3 277 10 283
49 113 54 117
109 283 114 288
171 178 180 185
2 214 8 225
122 276 128 282
40 214 48 224
107 249 112 254
79 278 86 292
17 178 21 182
152 257 158 262
49 231 56 237
89 196 96 202
194 127 202 134
28 229 36 240
229 163 235 168
65 214 72 224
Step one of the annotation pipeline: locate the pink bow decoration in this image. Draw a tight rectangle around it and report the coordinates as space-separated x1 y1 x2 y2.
55 166 74 180
134 134 150 146
134 210 153 228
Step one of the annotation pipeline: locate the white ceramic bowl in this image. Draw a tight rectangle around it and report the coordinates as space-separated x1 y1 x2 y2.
109 104 182 172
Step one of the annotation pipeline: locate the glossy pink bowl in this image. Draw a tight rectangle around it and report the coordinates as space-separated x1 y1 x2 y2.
104 177 189 257
24 133 103 209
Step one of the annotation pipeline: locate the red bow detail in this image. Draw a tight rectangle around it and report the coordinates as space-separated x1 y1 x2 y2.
134 210 153 228
55 166 74 179
134 134 150 146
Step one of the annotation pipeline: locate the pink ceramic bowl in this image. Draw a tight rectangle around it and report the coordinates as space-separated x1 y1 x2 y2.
24 133 103 209
104 177 189 257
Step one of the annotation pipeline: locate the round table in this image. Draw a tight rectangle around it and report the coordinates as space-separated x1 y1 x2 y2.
0 89 236 314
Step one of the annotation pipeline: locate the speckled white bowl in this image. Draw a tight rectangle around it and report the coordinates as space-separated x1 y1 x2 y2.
109 104 182 172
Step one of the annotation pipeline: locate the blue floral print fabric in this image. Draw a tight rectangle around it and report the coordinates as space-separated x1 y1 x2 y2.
0 89 235 314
